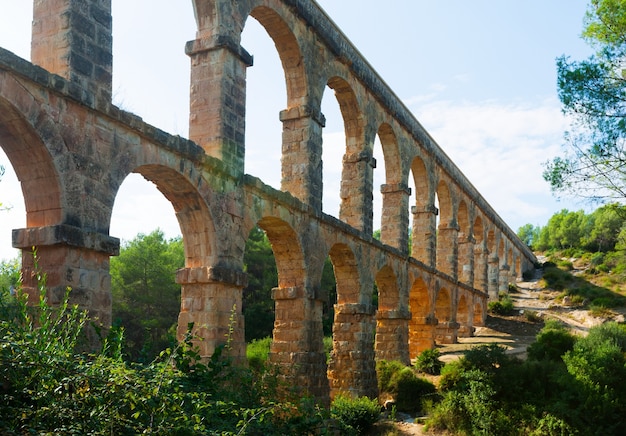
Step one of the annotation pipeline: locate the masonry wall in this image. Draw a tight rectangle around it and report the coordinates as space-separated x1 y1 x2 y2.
0 0 536 405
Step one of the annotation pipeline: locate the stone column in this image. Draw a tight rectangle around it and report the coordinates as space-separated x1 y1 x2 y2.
186 36 252 173
474 244 489 294
380 183 411 254
31 0 113 101
13 224 119 342
456 301 474 338
488 256 500 301
279 105 325 212
408 314 437 359
437 226 460 279
375 308 410 365
270 285 329 403
411 205 438 267
328 303 377 400
176 265 247 364
339 150 375 234
458 234 475 287
435 321 459 344
499 264 511 294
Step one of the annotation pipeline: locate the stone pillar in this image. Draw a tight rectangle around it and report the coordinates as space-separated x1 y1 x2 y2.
380 183 411 254
437 226 460 279
435 321 459 344
474 245 489 294
408 314 437 359
270 285 329 403
328 303 377 400
411 205 437 267
339 151 375 234
176 265 247 364
31 0 112 101
456 301 474 338
458 234 475 287
488 256 500 301
375 308 410 365
499 264 511 294
13 224 119 340
186 36 252 173
279 105 325 212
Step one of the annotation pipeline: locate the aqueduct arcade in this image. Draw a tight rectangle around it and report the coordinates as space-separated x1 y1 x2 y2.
0 0 535 402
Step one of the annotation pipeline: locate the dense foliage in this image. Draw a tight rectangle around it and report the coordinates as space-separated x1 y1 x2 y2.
0 280 331 434
426 324 626 435
544 0 626 201
110 230 184 362
519 204 626 253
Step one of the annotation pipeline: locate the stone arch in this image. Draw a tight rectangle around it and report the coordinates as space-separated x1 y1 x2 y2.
327 76 369 230
327 242 377 399
457 200 469 237
257 216 305 287
456 293 472 338
374 264 408 363
436 180 453 228
327 76 364 155
473 215 488 293
328 242 360 304
377 123 408 250
435 286 456 344
375 264 399 310
0 96 62 228
473 300 486 326
408 276 434 356
377 123 401 185
128 165 218 267
435 286 452 323
247 5 307 107
410 156 436 265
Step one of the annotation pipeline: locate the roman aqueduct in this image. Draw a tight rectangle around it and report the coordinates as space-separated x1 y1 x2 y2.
0 0 535 402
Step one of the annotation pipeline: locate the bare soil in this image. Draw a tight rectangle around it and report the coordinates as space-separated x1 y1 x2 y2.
371 263 622 435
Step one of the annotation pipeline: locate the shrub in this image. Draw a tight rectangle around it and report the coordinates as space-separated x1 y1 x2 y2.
0 276 328 434
376 360 406 394
488 294 514 315
527 321 575 361
524 310 542 323
331 395 380 435
388 367 436 413
415 348 444 375
247 336 272 371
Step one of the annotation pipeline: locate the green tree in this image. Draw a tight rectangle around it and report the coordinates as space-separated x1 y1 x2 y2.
544 0 626 201
110 229 184 362
243 226 277 342
0 257 20 305
517 223 541 248
585 203 626 251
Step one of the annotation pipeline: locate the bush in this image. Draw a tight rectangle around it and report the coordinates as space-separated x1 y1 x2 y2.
527 321 575 361
388 367 436 413
247 336 272 371
330 395 380 435
376 360 406 394
415 348 444 375
0 278 328 434
488 294 514 315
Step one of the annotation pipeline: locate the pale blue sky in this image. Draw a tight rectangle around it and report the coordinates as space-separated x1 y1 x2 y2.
0 1 593 261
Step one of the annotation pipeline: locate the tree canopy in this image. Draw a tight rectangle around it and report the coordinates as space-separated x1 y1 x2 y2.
110 230 184 362
544 0 626 201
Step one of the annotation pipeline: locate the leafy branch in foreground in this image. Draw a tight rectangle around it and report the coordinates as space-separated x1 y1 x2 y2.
0 267 327 434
